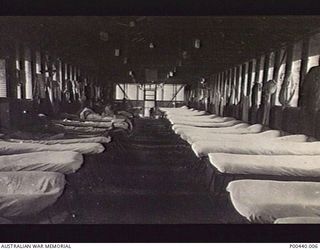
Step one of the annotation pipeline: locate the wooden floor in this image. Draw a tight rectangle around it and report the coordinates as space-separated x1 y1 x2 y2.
13 118 246 224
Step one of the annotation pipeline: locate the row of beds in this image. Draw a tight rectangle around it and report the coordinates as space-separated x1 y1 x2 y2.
160 106 320 224
0 110 133 223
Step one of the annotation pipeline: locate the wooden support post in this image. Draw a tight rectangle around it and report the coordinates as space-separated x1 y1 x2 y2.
298 36 311 107
271 50 281 105
247 60 253 96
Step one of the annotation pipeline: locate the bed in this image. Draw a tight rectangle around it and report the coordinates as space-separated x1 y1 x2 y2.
0 171 65 217
192 137 316 158
0 151 83 174
185 129 282 144
52 123 109 134
53 119 113 128
169 119 242 128
177 124 264 142
5 136 111 145
0 141 105 155
208 153 320 177
168 118 235 126
227 179 320 223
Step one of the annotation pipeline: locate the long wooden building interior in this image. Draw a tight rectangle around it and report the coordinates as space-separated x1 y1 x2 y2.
1 16 320 225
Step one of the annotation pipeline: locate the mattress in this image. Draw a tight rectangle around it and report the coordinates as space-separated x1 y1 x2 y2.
61 113 113 122
0 141 105 155
0 151 83 174
209 153 320 177
227 180 320 223
186 130 282 144
169 119 242 128
6 136 111 145
274 217 320 224
172 121 249 132
159 106 189 112
166 110 207 116
0 171 65 217
53 119 113 128
177 124 263 141
167 114 220 121
169 118 235 126
192 139 320 158
168 114 218 120
52 124 108 134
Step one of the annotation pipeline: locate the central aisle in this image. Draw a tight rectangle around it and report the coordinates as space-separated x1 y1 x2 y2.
27 118 246 224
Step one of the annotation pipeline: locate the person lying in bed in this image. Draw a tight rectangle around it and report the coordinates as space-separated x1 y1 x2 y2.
102 104 115 117
78 105 130 125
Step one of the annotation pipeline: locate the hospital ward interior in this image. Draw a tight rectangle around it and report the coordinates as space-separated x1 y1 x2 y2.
0 16 320 224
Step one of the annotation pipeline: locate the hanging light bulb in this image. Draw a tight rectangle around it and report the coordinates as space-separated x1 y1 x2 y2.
123 57 128 64
194 39 201 49
115 49 120 56
169 71 174 77
173 67 177 73
129 70 133 76
149 42 154 49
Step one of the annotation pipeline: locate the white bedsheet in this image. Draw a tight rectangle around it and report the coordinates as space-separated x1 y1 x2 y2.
170 119 242 128
227 180 320 223
53 124 108 133
0 171 65 217
168 117 234 125
167 114 220 120
6 136 111 145
192 139 320 158
160 106 189 112
0 141 105 155
166 110 207 116
209 153 320 177
54 119 113 128
185 130 282 144
177 124 263 141
0 151 83 174
168 114 219 121
173 122 250 133
274 217 320 224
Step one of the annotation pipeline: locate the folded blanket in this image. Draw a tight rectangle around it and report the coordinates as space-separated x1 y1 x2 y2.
227 180 320 223
0 151 83 174
0 141 105 155
0 171 65 217
209 153 320 177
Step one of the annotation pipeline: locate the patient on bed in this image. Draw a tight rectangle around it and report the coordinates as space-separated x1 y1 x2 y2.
102 104 115 117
